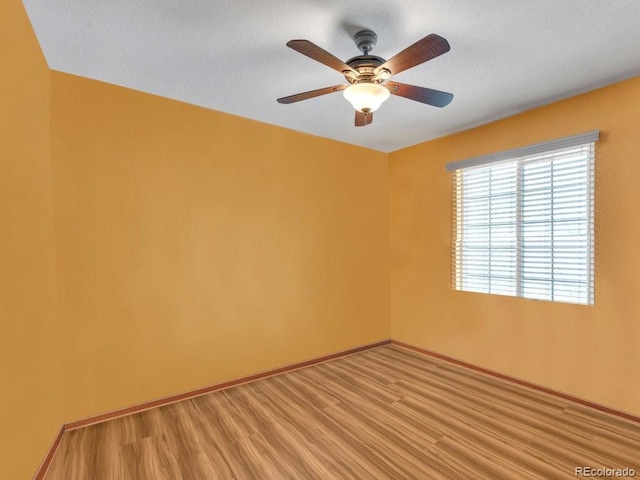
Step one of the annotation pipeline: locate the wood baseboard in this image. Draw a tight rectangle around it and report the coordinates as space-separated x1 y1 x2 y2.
63 339 391 431
32 425 65 480
391 339 640 425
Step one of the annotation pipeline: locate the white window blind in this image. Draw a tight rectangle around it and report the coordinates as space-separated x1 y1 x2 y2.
449 131 597 305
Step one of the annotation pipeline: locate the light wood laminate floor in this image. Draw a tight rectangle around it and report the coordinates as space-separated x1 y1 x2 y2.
45 345 640 479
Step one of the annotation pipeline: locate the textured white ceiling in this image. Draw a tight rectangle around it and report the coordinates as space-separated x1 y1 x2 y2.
22 0 640 152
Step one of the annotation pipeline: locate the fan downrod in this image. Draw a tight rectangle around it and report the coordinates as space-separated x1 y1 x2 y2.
354 30 377 55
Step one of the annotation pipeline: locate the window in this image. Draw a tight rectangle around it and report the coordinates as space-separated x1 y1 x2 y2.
447 131 597 305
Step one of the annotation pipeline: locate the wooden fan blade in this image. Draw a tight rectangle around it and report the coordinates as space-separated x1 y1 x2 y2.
277 84 347 104
386 81 453 107
355 110 373 127
374 34 450 76
287 40 357 75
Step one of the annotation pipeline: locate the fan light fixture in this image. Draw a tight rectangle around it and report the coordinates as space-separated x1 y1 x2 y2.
277 31 453 126
343 83 390 113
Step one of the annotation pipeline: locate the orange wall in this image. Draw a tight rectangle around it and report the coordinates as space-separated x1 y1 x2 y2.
0 1 61 478
50 72 390 420
389 77 640 415
5 5 639 472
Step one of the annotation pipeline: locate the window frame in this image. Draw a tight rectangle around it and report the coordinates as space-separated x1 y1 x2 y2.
447 131 598 305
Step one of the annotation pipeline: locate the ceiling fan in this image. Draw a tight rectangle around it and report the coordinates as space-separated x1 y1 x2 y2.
277 30 453 127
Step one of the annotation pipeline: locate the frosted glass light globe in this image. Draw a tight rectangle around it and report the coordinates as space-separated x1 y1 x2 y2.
343 83 390 112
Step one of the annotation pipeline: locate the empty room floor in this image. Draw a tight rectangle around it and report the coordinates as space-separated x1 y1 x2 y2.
45 345 640 479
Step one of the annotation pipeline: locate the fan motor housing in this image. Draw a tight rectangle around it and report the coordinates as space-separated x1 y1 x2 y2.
346 55 385 70
345 55 389 83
